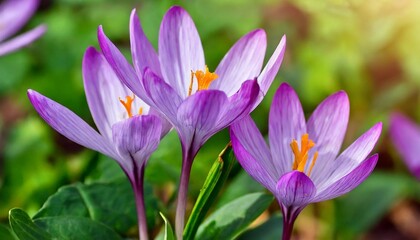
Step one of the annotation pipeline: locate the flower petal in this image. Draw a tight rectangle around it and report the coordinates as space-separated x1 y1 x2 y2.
269 83 306 176
112 115 162 168
230 115 277 191
142 68 182 124
0 25 46 56
211 29 267 96
313 154 378 202
390 113 420 179
230 124 277 193
307 91 349 184
27 90 119 160
176 90 227 147
216 79 260 129
130 9 162 77
97 26 149 102
83 47 133 140
0 0 38 41
254 35 286 107
317 122 382 190
159 6 205 98
275 171 316 207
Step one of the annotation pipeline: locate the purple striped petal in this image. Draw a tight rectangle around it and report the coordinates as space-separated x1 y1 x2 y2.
130 9 162 78
269 83 306 176
254 35 286 108
0 0 38 41
230 116 277 186
159 6 205 98
83 47 134 140
176 90 227 147
142 68 182 124
0 25 46 56
112 115 162 168
27 90 119 161
313 154 378 202
317 122 382 190
275 171 316 207
216 79 260 129
230 122 277 193
390 113 420 179
211 29 266 96
307 91 349 185
97 26 149 103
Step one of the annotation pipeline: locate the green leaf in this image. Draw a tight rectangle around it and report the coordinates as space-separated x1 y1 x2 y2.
0 224 17 240
9 208 52 240
184 144 236 239
196 192 274 240
34 216 122 240
33 179 137 234
334 172 418 239
238 213 283 240
159 212 175 240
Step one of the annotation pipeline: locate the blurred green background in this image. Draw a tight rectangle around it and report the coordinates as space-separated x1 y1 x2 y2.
1 0 420 239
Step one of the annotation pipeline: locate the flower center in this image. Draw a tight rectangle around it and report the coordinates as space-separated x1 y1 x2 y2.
119 95 143 118
290 133 319 176
188 65 218 96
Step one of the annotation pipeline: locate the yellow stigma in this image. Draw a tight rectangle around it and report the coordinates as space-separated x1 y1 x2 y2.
188 65 218 96
119 95 143 118
290 133 319 176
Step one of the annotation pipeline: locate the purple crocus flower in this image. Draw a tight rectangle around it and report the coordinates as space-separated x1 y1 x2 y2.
96 6 286 238
0 0 46 56
27 47 171 240
230 83 382 240
390 113 420 180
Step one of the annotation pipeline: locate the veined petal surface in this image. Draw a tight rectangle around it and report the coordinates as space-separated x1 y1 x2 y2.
275 171 316 207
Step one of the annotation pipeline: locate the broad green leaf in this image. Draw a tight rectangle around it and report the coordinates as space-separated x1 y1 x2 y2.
238 214 283 240
158 212 175 240
0 224 16 240
34 216 122 240
33 180 137 234
9 208 52 240
334 172 419 239
184 144 236 239
196 192 274 240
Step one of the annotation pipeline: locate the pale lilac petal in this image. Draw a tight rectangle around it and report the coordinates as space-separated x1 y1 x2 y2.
130 9 162 78
97 26 149 102
390 113 420 179
317 123 382 190
307 91 349 185
148 108 173 139
83 47 134 140
313 154 378 202
269 83 306 176
253 35 286 108
230 115 277 183
176 90 227 147
159 6 205 98
0 0 38 41
275 171 316 207
230 125 277 193
27 90 119 160
112 115 162 167
142 68 182 124
216 79 260 129
211 30 267 96
0 25 46 56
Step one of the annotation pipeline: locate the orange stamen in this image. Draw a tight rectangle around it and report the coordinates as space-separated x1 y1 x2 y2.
119 95 135 118
138 106 143 115
188 65 218 96
291 133 318 176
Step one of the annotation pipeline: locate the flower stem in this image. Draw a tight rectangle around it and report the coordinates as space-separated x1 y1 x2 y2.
281 205 301 240
132 164 149 240
175 147 194 240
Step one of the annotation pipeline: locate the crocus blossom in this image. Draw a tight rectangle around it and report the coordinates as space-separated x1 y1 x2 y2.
0 0 46 56
27 47 171 240
230 83 382 240
390 113 420 180
97 6 286 238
